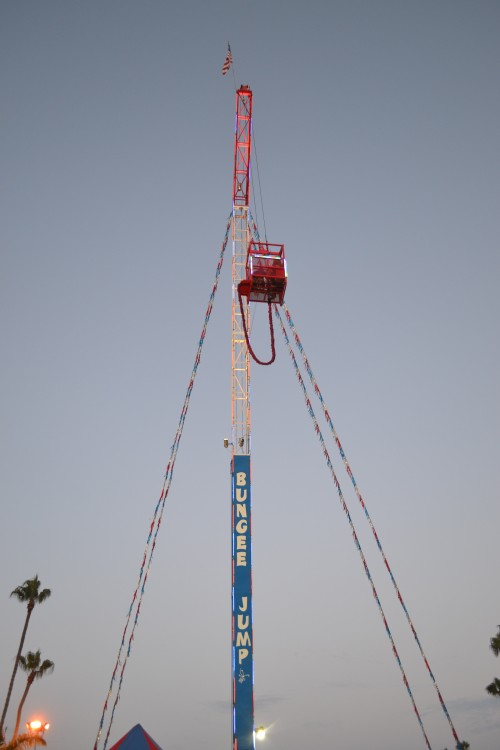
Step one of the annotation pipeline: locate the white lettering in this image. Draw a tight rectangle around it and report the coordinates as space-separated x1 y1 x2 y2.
235 519 247 534
236 551 247 566
236 631 251 647
237 614 249 629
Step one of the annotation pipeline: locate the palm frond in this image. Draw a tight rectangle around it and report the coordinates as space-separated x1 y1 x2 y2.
0 733 47 749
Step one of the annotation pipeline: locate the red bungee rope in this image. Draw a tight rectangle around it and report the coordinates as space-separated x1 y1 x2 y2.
238 283 276 365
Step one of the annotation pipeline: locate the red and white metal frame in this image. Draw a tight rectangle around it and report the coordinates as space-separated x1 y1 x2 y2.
231 85 255 750
231 86 253 455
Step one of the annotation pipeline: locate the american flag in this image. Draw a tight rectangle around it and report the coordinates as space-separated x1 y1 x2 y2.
221 46 232 75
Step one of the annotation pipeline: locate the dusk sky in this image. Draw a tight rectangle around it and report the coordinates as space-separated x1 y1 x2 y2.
1 2 499 749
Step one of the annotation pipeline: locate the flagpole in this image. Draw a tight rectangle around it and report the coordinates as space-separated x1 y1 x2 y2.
229 45 237 91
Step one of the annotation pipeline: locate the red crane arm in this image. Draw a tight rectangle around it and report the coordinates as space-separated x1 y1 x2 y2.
233 86 253 207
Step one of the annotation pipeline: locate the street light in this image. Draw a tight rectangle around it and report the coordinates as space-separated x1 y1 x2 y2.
255 726 266 741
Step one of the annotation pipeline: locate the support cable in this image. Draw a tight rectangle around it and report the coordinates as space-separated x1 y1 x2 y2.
248 211 260 242
280 303 462 749
94 214 233 750
250 127 268 243
274 304 432 750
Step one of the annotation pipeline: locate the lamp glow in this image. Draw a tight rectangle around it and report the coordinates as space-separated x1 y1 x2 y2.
26 720 50 734
255 726 266 741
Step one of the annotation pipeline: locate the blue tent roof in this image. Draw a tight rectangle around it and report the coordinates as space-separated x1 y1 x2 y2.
109 724 164 750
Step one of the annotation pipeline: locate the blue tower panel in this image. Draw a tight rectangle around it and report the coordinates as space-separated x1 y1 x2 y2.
231 455 254 750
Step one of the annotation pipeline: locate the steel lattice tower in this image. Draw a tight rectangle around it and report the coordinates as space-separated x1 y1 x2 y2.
230 85 255 750
231 86 252 454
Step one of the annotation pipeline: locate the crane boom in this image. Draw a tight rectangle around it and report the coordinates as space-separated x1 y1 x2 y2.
233 85 253 207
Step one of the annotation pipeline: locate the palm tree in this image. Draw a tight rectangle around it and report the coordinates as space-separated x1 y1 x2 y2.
0 577 51 740
11 651 54 741
490 626 500 657
0 733 46 749
486 676 500 697
486 624 500 698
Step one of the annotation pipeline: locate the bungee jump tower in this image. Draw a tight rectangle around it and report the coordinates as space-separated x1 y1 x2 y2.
229 84 287 750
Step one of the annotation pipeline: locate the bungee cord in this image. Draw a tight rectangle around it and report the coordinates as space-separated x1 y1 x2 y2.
280 303 462 749
237 211 277 366
274 304 433 750
94 214 233 750
238 287 276 365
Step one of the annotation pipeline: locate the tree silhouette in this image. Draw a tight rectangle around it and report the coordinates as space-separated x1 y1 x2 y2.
0 577 51 740
0 733 46 749
11 651 54 741
486 624 500 697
